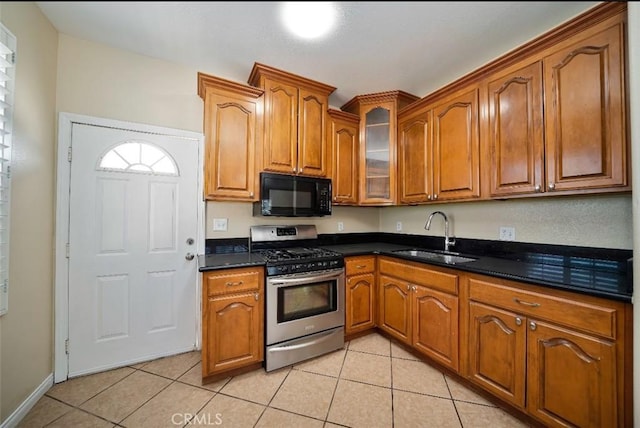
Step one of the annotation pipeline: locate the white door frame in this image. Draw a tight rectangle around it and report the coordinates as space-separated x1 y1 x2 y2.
54 112 205 383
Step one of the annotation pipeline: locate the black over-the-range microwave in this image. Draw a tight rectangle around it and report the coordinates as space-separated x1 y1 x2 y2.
253 172 332 217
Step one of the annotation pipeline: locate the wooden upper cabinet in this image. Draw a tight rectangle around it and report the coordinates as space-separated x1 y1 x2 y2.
487 61 544 197
398 108 432 204
432 86 481 201
248 63 336 177
342 91 419 205
198 73 263 201
328 109 359 205
543 17 627 192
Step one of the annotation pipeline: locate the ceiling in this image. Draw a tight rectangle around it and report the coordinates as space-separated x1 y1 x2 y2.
36 1 600 108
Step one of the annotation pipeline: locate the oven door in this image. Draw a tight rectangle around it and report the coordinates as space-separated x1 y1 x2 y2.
266 268 345 345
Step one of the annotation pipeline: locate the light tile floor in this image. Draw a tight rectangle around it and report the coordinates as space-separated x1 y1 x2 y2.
19 333 533 428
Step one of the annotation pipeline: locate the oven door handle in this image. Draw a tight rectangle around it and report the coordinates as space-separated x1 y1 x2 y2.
268 269 344 286
267 329 339 352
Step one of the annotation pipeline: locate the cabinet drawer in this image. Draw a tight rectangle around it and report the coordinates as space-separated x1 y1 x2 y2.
468 277 617 339
379 257 458 295
345 256 376 275
204 267 263 296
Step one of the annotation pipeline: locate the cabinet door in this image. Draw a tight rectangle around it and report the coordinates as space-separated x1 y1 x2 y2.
544 22 627 192
468 301 526 408
432 87 481 201
329 113 359 205
263 78 298 174
527 319 616 428
202 292 263 377
202 89 260 201
345 273 376 335
398 109 432 204
298 88 328 177
487 61 544 197
360 102 396 205
413 285 458 371
378 274 411 344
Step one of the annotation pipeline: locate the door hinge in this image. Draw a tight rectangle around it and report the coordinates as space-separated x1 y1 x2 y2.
65 339 69 355
67 147 72 162
1 279 7 293
65 243 70 258
6 165 9 179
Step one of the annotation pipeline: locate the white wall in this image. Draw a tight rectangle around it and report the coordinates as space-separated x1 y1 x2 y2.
380 194 632 249
0 2 58 422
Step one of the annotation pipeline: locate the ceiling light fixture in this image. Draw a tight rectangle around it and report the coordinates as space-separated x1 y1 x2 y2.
280 2 338 40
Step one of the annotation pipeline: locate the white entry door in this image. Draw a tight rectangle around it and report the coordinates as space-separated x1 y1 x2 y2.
68 122 200 377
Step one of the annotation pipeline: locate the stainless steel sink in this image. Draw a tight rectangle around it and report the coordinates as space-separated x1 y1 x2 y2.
392 249 477 265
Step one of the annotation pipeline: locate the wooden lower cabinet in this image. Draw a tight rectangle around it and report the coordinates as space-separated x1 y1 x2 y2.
378 257 460 370
202 267 264 379
413 285 459 371
378 274 412 344
345 256 377 335
465 273 629 428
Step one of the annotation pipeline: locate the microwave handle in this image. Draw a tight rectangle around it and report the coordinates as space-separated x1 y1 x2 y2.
268 269 344 286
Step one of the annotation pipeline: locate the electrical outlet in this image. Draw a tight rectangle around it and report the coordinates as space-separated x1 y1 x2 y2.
213 218 228 231
396 221 402 232
499 226 515 241
338 222 344 232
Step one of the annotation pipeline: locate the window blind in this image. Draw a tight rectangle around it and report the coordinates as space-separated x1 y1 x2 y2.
0 23 16 316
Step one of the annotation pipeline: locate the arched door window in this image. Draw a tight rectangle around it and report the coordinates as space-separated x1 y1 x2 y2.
97 140 179 176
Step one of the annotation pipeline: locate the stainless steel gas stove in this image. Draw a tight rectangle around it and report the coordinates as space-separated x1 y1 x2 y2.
250 225 345 372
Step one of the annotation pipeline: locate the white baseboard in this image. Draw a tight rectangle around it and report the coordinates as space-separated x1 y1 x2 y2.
1 373 53 428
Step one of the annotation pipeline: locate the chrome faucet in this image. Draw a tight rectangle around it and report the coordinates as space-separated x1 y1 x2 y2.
425 211 455 252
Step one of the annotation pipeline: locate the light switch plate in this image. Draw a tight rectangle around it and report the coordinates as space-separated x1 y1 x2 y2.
213 218 228 231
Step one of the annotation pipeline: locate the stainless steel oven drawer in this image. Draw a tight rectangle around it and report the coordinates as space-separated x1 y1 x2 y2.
265 327 344 372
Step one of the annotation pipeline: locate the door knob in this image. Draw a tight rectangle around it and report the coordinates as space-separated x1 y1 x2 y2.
186 238 194 245
185 253 195 261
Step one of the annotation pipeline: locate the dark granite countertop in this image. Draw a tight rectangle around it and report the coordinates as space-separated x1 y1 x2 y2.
319 242 632 303
198 252 265 271
199 233 632 303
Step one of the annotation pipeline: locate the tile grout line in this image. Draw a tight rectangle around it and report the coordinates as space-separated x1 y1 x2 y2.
322 343 350 425
251 366 293 427
389 339 395 428
444 374 465 427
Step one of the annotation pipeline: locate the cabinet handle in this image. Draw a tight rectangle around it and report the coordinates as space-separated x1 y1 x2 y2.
534 185 541 192
515 317 522 326
513 298 540 308
293 167 296 173
254 292 260 301
249 192 254 198
356 265 367 269
548 183 555 191
428 194 432 200
412 285 417 292
530 321 537 331
433 194 438 200
225 281 244 287
406 284 411 291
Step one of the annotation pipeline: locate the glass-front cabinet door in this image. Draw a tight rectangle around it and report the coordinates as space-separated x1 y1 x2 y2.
341 91 419 206
363 106 392 201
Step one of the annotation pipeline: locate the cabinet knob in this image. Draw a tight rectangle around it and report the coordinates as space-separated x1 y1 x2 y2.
529 321 537 331
534 185 541 192
249 192 254 198
254 292 260 301
412 285 417 292
433 194 438 200
428 194 432 200
406 284 411 291
548 183 555 191
515 317 522 326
